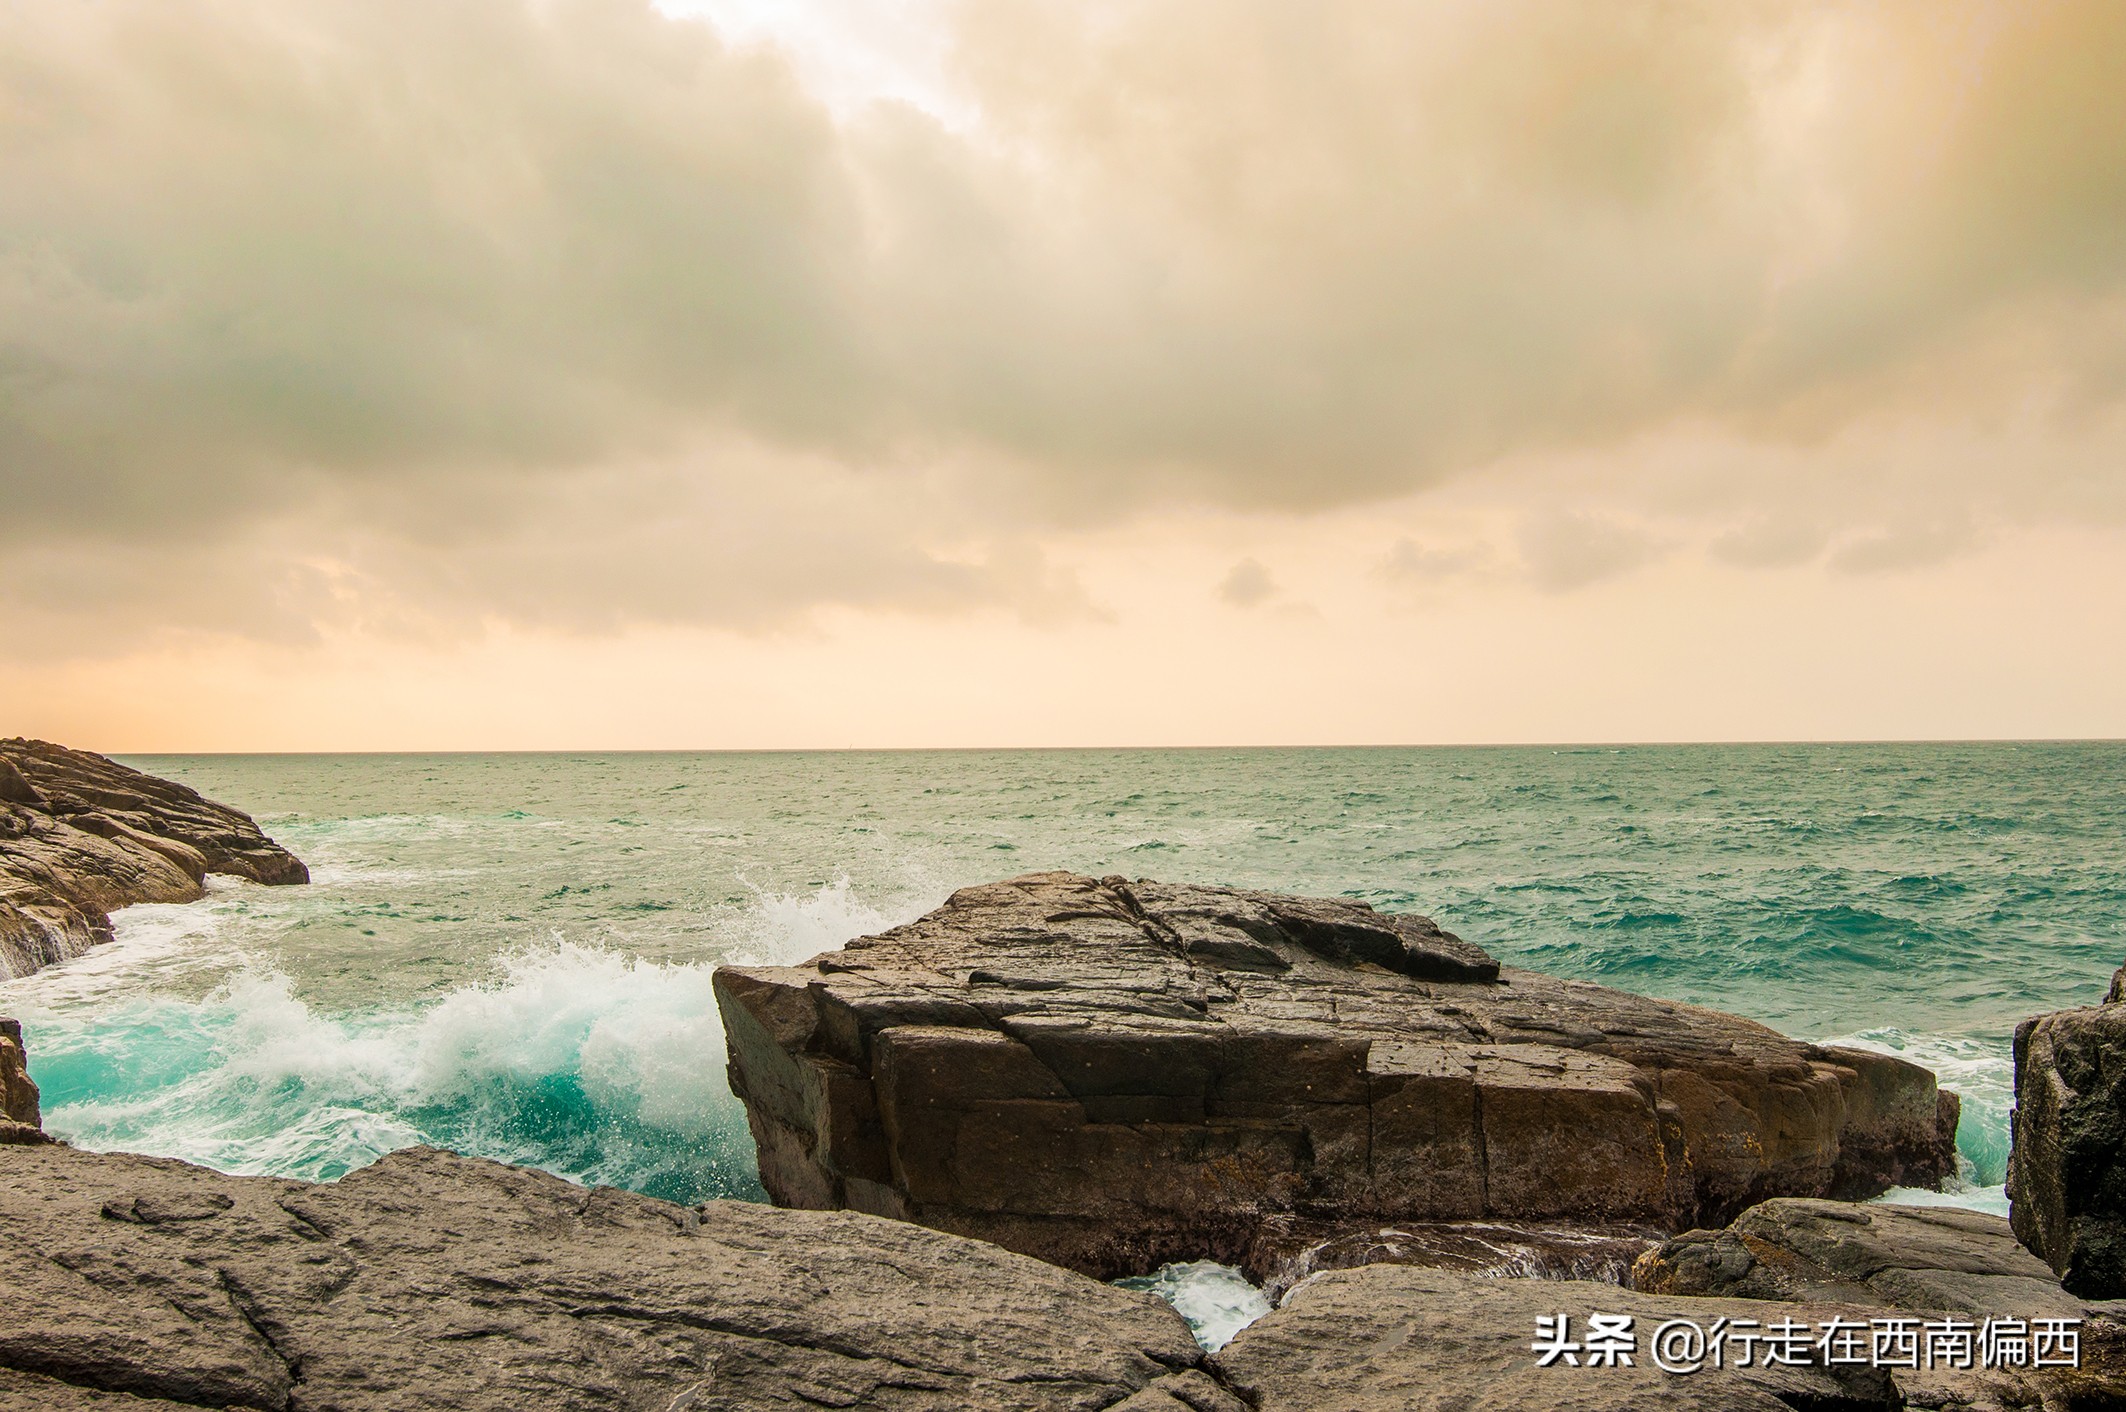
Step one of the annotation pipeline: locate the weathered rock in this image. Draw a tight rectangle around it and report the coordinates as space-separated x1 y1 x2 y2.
2010 995 2126 1298
1635 1197 2126 1409
0 1016 48 1146
0 739 306 979
0 1139 1220 1411
714 872 1958 1277
1213 1265 1905 1411
1244 1214 1661 1303
1636 1199 2086 1320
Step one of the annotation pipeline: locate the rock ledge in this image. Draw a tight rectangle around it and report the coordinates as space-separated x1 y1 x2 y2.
0 739 307 979
715 871 1957 1277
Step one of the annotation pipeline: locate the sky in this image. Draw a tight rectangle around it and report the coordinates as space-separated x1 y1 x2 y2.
4 0 2124 750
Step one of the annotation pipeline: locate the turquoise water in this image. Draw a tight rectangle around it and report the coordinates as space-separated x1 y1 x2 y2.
3 745 2121 1211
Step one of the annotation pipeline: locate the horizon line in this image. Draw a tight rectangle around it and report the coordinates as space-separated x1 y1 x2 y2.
81 735 2126 758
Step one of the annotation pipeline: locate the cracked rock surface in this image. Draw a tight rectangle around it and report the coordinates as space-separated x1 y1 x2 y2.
1632 1198 2126 1410
2010 977 2126 1299
1637 1199 2083 1317
0 739 307 980
714 872 1959 1278
1219 1265 1907 1411
0 1141 1214 1411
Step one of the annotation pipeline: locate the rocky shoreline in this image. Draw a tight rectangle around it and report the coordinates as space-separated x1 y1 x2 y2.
0 1014 2121 1409
0 1033 2117 1403
1 751 2122 1409
0 740 307 980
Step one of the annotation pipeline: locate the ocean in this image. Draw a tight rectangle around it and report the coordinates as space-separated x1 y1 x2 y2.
5 744 2121 1228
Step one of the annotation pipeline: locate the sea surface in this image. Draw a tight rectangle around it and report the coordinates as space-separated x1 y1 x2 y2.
4 745 2121 1318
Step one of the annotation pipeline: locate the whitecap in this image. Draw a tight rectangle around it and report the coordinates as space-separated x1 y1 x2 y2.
1871 1184 2010 1218
1115 1262 1272 1352
21 879 911 1201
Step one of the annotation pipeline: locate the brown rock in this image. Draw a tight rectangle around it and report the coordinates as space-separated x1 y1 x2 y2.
1635 1199 2081 1318
2010 997 2126 1298
1632 1197 2126 1409
714 872 1958 1278
0 739 307 979
0 1016 48 1147
0 757 44 806
1213 1265 1903 1411
0 1140 1219 1411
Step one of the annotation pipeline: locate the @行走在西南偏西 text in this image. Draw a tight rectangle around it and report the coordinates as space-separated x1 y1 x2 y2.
1531 1313 2081 1374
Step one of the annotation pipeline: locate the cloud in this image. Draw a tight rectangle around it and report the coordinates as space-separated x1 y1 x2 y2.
1828 516 1985 575
5 0 2126 653
1382 539 1490 583
1216 558 1276 608
1710 515 1830 570
1517 511 1662 592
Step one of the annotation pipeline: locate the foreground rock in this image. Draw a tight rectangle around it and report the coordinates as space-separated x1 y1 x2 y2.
0 739 307 979
0 1140 1217 1411
1219 1265 1903 1411
1637 1198 2082 1318
715 872 1959 1277
1633 1198 2126 1409
2010 974 2126 1300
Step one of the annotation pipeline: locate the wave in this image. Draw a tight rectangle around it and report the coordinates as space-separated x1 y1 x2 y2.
20 880 909 1204
1114 1262 1270 1351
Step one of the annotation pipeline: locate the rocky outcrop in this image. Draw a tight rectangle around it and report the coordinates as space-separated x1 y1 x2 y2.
1630 1198 2126 1410
0 1017 49 1146
0 1140 1220 1411
714 871 1958 1278
2010 982 2126 1298
0 739 307 979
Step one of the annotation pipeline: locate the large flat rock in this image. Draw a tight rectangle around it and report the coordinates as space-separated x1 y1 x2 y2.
713 872 1957 1278
0 1140 1216 1411
0 739 307 979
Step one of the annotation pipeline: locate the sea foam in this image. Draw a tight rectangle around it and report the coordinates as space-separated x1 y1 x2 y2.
21 880 901 1203
1115 1262 1272 1351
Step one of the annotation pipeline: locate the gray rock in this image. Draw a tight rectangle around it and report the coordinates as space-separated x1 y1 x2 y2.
1633 1198 2126 1410
0 739 306 979
0 1367 199 1409
0 1140 1219 1411
1212 1265 1903 1411
714 872 1958 1277
1635 1198 2082 1319
2010 998 2126 1298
